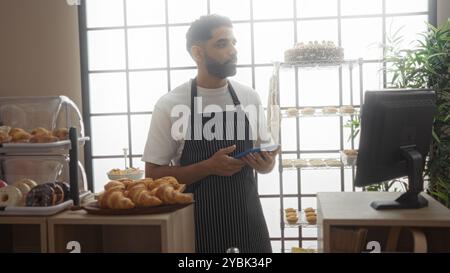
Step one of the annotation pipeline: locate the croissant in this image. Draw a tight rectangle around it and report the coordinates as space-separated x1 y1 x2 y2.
29 134 58 143
9 128 31 143
148 176 183 191
98 190 135 209
104 180 126 192
117 178 134 188
155 185 193 205
0 132 12 144
53 128 69 140
31 127 52 137
128 187 162 207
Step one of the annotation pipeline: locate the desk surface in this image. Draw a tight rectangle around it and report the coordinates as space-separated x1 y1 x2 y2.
317 192 450 227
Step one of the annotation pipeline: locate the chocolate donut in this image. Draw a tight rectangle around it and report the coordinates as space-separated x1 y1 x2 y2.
55 182 70 201
25 184 55 207
48 183 64 204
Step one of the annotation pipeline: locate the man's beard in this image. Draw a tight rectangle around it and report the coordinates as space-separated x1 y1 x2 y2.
205 55 237 79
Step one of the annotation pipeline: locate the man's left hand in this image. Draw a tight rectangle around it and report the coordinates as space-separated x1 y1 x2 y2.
241 147 280 174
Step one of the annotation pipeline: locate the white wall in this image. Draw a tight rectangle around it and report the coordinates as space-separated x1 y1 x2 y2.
0 0 82 110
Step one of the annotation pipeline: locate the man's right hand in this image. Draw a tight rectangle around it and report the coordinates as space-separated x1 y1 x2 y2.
205 145 245 177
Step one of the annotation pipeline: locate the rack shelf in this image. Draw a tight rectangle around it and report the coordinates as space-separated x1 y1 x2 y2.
271 57 364 253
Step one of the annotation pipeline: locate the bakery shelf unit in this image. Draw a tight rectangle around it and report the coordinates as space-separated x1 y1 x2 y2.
272 59 364 253
0 96 91 217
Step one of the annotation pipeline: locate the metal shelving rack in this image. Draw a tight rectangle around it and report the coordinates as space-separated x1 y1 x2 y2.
274 59 364 253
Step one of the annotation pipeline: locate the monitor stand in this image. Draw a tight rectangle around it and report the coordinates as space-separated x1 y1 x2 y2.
370 146 428 210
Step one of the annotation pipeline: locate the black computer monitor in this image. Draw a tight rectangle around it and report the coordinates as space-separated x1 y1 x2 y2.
354 89 436 210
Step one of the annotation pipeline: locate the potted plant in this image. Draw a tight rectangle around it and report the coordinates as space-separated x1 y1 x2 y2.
384 19 450 206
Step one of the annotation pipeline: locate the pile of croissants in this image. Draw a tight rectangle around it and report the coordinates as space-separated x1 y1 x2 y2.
98 176 193 209
0 126 69 144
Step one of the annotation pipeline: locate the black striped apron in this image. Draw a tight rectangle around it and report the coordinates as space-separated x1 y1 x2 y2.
180 78 272 253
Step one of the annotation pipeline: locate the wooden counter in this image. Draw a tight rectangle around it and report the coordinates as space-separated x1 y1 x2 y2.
317 192 450 253
0 216 47 253
47 204 195 253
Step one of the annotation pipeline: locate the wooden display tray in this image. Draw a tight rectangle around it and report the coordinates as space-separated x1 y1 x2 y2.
82 201 195 215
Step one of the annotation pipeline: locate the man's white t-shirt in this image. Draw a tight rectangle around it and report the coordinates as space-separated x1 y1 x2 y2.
141 79 272 166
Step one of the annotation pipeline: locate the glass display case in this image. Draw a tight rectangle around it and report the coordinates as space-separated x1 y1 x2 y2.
0 96 90 215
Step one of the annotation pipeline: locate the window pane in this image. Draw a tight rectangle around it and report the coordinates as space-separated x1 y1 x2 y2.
130 114 152 155
279 69 296 107
167 0 207 24
210 0 250 21
88 30 126 70
281 118 298 151
170 69 196 89
169 26 196 67
127 27 167 69
282 157 298 194
299 118 340 150
126 0 166 26
229 67 253 88
92 158 124 192
132 157 146 170
129 71 168 112
233 23 252 65
260 198 281 238
297 0 337 18
301 169 342 193
298 69 340 107
341 18 383 60
341 0 382 16
254 22 294 64
386 0 428 14
255 66 273 106
91 115 129 156
86 0 124 28
258 160 280 195
253 0 294 20
89 72 127 114
297 19 338 44
271 240 282 253
386 15 428 50
361 63 383 102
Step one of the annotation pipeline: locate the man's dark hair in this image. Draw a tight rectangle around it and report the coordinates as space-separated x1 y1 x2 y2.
186 14 233 55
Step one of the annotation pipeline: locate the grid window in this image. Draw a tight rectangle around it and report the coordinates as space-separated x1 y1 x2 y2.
79 0 435 253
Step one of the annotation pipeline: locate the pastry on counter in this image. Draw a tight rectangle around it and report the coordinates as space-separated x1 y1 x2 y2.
0 185 23 207
0 126 12 144
301 107 316 115
98 176 193 209
53 128 69 140
9 128 32 143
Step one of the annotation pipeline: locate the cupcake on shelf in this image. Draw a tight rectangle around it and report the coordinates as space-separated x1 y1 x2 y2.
286 108 299 117
324 158 342 167
293 159 309 168
340 105 355 114
322 106 338 114
282 159 294 168
308 159 326 167
301 107 316 115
